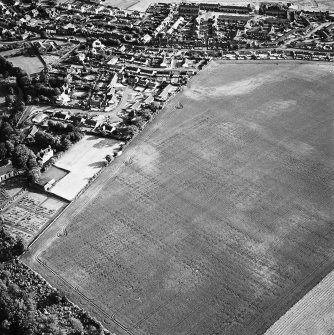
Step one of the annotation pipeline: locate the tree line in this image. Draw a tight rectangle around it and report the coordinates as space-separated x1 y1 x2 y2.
0 228 111 335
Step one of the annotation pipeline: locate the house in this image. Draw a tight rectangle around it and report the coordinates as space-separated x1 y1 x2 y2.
178 3 200 17
37 147 54 164
56 93 71 106
0 162 16 182
219 5 250 14
144 95 155 104
261 4 288 19
131 101 142 111
61 22 77 34
32 112 48 124
69 114 85 125
92 39 104 49
200 3 220 11
217 14 250 25
26 125 39 142
54 110 70 120
85 116 103 128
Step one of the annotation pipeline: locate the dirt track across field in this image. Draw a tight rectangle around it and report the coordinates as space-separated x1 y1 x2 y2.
23 61 334 335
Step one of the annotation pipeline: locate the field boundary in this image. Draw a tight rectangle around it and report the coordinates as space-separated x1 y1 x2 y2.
33 251 135 335
245 258 334 335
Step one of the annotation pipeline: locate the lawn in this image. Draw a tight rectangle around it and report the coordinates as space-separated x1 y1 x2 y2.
23 62 334 335
49 135 122 201
41 166 69 183
7 55 44 75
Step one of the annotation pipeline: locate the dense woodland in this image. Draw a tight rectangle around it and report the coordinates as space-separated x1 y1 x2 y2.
0 228 111 335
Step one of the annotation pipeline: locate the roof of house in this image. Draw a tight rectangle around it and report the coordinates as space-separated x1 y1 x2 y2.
27 125 39 138
0 162 14 176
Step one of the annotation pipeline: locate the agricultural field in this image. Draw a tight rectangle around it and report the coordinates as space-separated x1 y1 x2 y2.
23 61 334 335
49 135 122 201
265 269 334 335
6 55 44 75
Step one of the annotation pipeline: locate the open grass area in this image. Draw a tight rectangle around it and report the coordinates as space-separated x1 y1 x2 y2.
49 135 122 200
7 55 44 75
41 166 69 183
23 61 334 335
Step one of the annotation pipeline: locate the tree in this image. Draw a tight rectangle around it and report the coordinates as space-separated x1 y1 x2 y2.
26 157 38 170
33 97 40 104
69 317 84 333
34 131 56 148
5 141 14 156
47 120 57 129
9 113 20 126
5 95 14 107
11 237 25 256
25 94 32 105
60 138 71 151
53 87 61 96
39 95 50 103
68 131 83 143
27 168 40 183
0 228 25 262
87 324 104 335
127 124 139 137
66 123 75 133
0 143 7 161
138 109 152 122
14 98 25 112
7 131 22 145
11 144 33 169
40 30 47 39
19 75 31 87
0 123 13 141
12 67 27 78
105 154 112 163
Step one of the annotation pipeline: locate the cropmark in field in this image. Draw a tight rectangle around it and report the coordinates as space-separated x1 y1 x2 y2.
24 62 334 335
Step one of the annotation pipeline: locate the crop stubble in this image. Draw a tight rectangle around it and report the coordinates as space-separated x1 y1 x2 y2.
24 62 334 335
